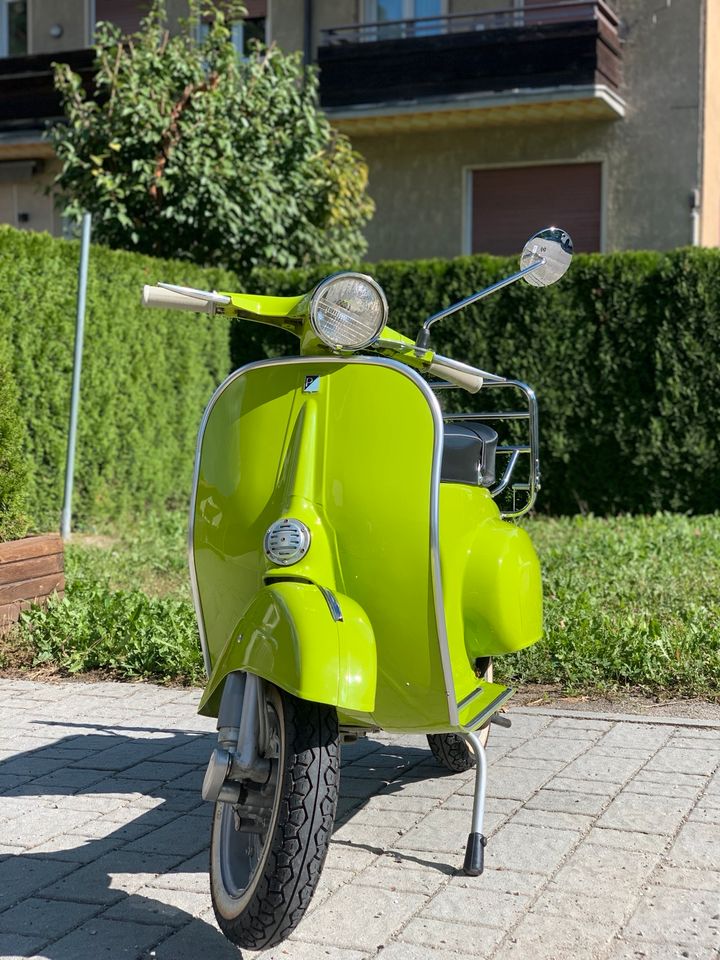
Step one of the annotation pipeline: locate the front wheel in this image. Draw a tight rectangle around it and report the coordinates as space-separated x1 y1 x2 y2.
210 684 339 950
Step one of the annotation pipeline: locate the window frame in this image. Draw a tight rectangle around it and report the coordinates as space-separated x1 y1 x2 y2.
0 0 28 58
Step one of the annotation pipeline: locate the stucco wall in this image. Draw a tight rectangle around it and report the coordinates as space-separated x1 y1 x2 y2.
351 0 703 259
29 0 89 54
269 0 359 55
701 0 720 246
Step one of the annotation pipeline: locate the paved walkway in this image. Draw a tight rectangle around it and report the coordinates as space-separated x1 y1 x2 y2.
0 679 718 960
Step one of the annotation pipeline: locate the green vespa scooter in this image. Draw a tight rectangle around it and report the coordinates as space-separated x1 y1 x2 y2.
142 226 572 950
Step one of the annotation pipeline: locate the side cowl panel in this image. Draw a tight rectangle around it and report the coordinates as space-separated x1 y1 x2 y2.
197 582 376 717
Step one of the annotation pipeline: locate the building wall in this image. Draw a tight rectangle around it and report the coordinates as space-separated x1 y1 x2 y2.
0 161 63 236
701 0 720 246
350 0 704 259
29 0 90 54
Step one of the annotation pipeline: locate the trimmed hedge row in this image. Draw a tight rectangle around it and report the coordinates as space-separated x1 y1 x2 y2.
238 249 720 515
1 227 232 531
2 229 718 529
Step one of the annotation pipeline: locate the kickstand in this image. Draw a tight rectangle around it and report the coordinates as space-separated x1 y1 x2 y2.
461 730 488 876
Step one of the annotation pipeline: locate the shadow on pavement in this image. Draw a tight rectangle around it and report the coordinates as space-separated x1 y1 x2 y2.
0 720 444 959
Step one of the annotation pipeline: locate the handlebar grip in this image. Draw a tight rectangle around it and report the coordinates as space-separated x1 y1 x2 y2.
428 359 484 393
142 285 214 314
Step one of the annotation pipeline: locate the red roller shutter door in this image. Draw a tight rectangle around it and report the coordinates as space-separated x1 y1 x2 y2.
471 163 602 255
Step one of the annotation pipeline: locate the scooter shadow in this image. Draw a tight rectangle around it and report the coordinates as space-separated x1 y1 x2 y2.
1 723 448 958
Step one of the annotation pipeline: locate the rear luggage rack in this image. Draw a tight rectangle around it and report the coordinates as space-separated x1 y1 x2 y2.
431 377 540 519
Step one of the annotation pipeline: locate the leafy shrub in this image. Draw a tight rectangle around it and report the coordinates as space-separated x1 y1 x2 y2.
2 226 232 529
22 581 203 683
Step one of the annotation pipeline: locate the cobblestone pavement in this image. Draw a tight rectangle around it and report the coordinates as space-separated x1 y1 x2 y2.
0 679 718 960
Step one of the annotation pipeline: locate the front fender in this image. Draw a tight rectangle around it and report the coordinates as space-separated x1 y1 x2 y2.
197 582 377 717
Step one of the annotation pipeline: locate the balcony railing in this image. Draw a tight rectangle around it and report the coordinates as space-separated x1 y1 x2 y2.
317 0 622 111
321 1 620 45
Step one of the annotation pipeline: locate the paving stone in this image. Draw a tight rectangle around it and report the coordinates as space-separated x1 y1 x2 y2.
398 916 502 956
552 840 660 894
560 752 646 784
0 896 100 939
0 857 78 910
668 821 720 870
688 804 720 826
492 910 616 960
0 931 45 957
24 835 118 863
584 826 669 854
625 887 720 947
531 884 630 924
624 778 702 799
474 762 557 802
604 938 718 959
547 717 613 732
39 851 185 904
374 944 480 960
349 806 427 830
644 747 719 777
525 787 609 816
508 736 589 763
421 885 531 929
598 790 695 834
545 776 622 797
258 941 370 960
332 821 404 852
292 885 426 951
450 866 546 895
396 806 509 853
596 723 672 750
34 916 171 960
120 817 209 858
353 861 446 895
487 822 578 874
3 807 100 847
339 777 390 800
116 761 196 782
305 866 354 911
389 776 468 801
650 863 720 893
511 807 594 832
355 793 440 815
103 885 211 927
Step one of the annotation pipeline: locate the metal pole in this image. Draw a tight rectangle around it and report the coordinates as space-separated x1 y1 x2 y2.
61 212 92 540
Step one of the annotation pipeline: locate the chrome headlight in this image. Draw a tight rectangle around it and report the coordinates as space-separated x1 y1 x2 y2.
310 272 388 351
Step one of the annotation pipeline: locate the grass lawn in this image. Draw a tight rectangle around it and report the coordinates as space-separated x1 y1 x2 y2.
3 512 719 699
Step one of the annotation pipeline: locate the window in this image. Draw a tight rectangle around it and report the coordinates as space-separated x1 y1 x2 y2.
199 16 266 58
362 0 446 39
0 0 27 57
470 163 602 255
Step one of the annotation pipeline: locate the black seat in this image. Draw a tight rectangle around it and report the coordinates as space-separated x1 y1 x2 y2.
441 422 498 488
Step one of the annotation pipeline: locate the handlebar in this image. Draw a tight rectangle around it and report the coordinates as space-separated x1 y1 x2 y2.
142 285 215 314
428 356 484 393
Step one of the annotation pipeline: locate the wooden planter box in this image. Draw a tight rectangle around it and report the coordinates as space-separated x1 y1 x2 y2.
0 534 64 634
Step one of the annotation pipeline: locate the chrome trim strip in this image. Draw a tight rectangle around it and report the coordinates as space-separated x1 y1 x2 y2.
318 585 343 622
464 687 515 731
457 684 485 711
189 356 458 726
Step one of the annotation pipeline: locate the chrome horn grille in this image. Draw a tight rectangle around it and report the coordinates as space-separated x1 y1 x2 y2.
263 519 311 566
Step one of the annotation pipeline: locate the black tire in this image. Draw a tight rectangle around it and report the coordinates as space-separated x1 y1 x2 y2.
427 661 493 772
210 684 339 950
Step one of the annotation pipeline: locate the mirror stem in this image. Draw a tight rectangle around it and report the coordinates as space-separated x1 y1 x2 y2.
415 257 545 351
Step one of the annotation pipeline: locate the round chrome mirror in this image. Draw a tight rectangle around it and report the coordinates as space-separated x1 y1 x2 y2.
520 227 573 287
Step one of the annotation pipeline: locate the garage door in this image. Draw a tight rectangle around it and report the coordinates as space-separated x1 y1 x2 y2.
471 163 602 255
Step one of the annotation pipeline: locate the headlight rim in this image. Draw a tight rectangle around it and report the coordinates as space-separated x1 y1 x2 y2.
309 271 389 352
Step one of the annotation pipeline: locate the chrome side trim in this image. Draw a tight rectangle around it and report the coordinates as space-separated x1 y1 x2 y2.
457 685 485 711
189 356 458 726
464 687 515 731
318 585 343 622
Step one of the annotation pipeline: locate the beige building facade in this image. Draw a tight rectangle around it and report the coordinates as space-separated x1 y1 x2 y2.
0 0 717 259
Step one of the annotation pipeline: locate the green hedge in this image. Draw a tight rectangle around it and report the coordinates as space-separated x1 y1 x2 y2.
0 312 28 541
235 249 720 515
2 227 232 530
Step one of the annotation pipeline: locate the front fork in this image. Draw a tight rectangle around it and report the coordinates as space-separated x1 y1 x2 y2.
202 673 271 803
